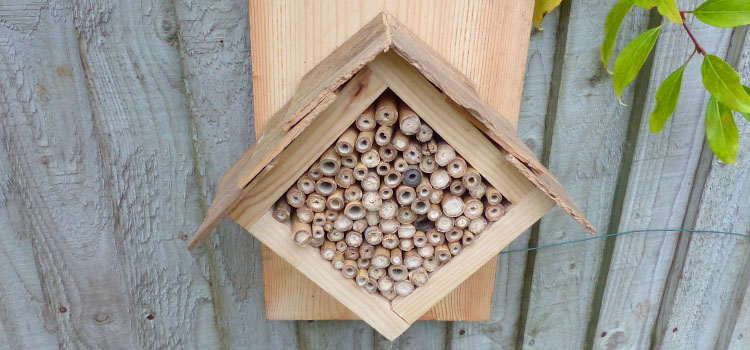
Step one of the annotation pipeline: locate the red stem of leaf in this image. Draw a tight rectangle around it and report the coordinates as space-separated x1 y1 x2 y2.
680 12 706 55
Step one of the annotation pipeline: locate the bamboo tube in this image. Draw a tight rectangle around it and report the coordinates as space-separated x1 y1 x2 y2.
359 243 375 259
379 143 397 162
462 167 481 190
426 139 438 154
390 249 403 266
345 231 363 247
468 217 488 234
332 251 345 269
315 177 337 196
391 130 409 151
323 221 334 232
319 148 341 176
320 241 336 260
435 244 451 263
340 154 357 169
364 226 383 245
327 230 344 242
355 130 374 153
416 177 432 199
441 195 465 217
396 185 416 206
378 185 393 200
341 260 358 278
455 215 470 229
335 168 354 188
403 142 422 164
397 206 417 224
404 250 423 270
393 157 409 172
356 105 376 131
375 93 398 126
380 288 398 300
429 188 444 204
364 278 379 293
273 199 291 222
484 203 505 221
372 247 391 268
361 191 382 212
308 163 322 180
333 215 353 232
361 172 380 192
344 247 360 260
324 191 342 212
448 241 462 256
352 219 367 233
296 206 314 224
485 186 503 205
399 238 414 251
310 238 324 249
463 195 485 219
397 224 416 239
469 182 486 199
336 241 348 252
429 169 451 190
409 267 429 287
449 179 466 196
427 204 442 221
462 230 475 245
394 280 415 297
375 125 393 146
435 142 456 166
357 257 370 269
416 124 433 142
382 233 399 249
313 212 326 225
366 211 380 226
343 201 365 220
286 187 306 208
376 161 390 176
446 156 467 178
361 149 380 168
445 228 463 242
383 170 402 188
388 264 408 282
377 276 394 293
398 103 421 135
402 168 423 187
421 142 432 156
296 175 316 194
426 229 445 246
423 256 439 272
378 200 398 220
344 184 363 202
418 244 434 258
419 155 437 173
356 268 370 287
306 193 326 213
413 231 427 247
435 215 454 233
336 127 358 156
311 224 325 239
368 266 386 280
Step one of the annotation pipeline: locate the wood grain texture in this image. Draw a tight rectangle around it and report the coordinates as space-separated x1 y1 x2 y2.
659 29 750 350
593 6 732 349
172 0 298 348
248 0 535 324
519 1 651 348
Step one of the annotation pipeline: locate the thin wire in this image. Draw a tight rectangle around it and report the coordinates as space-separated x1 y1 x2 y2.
499 228 750 255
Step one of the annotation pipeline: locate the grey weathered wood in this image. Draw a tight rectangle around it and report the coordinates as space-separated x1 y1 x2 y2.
171 0 299 348
296 321 374 350
593 4 732 348
375 321 445 350
447 8 561 349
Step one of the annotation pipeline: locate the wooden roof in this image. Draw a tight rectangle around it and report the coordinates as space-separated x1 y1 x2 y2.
188 12 594 251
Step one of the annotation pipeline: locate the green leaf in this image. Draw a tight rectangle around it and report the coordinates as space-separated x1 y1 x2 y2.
649 64 686 132
701 54 750 113
634 0 656 9
533 0 564 30
705 96 739 164
613 26 662 104
602 0 634 72
657 0 683 24
743 86 750 121
693 0 750 28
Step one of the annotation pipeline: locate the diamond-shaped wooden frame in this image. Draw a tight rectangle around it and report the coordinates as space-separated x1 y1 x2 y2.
188 13 594 341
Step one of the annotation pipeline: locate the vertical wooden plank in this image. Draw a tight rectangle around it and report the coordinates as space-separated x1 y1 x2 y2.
172 0 299 348
72 0 221 347
593 4 732 348
447 8 561 349
658 28 750 350
298 321 375 350
375 322 447 350
0 2 135 348
519 1 651 348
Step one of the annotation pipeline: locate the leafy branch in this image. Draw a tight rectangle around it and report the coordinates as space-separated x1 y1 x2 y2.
534 0 750 164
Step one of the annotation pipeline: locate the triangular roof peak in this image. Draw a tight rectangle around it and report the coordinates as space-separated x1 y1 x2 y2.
188 12 594 250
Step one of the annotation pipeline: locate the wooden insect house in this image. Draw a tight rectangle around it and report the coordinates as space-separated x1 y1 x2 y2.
188 13 594 340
